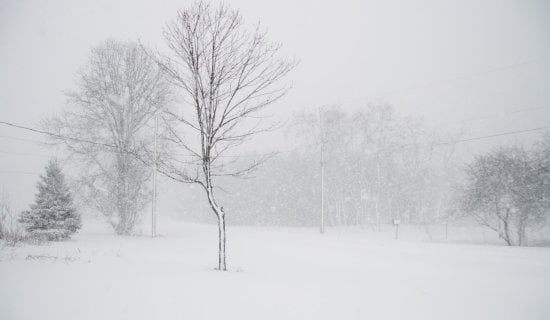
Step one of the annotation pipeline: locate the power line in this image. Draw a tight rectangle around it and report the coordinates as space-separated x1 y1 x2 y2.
0 170 40 175
0 134 43 143
0 150 53 157
369 126 550 156
0 120 116 149
339 54 550 105
382 55 550 99
433 126 550 147
2 119 547 160
0 120 318 159
440 102 550 127
0 125 546 174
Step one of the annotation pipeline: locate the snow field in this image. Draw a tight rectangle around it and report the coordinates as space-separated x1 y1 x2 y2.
1 219 549 320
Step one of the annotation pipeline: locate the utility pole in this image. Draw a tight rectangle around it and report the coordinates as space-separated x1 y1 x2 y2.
318 107 325 234
151 115 158 238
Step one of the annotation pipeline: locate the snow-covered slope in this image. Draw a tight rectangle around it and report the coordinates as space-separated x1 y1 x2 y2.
1 219 549 320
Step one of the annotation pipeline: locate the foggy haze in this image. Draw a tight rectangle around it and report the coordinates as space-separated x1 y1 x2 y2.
1 2 550 320
2 0 550 210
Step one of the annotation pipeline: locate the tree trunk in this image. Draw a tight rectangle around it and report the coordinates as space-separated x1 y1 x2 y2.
206 184 227 271
217 213 227 271
517 218 526 247
502 214 513 246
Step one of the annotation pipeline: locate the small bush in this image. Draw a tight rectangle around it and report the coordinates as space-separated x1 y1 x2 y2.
0 205 26 246
29 229 71 242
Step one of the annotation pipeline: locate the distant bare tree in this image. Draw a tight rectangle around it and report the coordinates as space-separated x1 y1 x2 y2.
535 133 550 198
0 188 24 245
459 146 547 246
0 189 10 240
46 39 170 235
534 132 550 226
152 1 296 270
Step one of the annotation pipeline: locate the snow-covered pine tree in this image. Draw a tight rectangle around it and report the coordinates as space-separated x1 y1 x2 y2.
19 159 81 241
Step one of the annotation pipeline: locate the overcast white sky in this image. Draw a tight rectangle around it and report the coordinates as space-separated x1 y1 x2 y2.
1 0 549 210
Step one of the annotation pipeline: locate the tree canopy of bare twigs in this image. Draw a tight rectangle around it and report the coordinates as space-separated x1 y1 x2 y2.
286 104 461 231
152 1 296 270
459 144 548 246
46 39 170 235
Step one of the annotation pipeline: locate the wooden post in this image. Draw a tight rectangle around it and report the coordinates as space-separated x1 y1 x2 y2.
319 107 325 234
393 219 400 240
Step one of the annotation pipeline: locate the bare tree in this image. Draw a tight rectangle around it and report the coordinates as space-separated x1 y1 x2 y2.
152 2 296 270
0 188 24 245
535 132 550 211
459 146 547 246
46 39 170 235
290 104 441 229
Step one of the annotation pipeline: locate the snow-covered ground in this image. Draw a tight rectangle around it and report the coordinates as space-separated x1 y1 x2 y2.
1 219 550 320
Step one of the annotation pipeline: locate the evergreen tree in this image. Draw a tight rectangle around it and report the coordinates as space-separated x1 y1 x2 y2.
19 159 81 240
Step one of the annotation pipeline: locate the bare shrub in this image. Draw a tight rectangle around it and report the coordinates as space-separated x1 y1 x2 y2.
0 191 26 246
